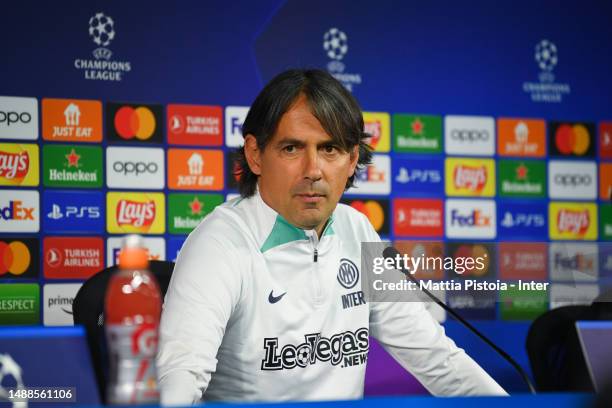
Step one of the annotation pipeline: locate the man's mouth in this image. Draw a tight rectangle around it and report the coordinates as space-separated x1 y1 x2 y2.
296 193 325 203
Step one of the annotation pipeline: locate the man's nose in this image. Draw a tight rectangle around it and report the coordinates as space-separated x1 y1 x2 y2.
303 147 323 181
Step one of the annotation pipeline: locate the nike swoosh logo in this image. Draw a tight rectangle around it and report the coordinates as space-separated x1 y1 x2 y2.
268 290 286 304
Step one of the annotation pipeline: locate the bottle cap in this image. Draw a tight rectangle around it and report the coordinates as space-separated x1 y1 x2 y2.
118 234 149 269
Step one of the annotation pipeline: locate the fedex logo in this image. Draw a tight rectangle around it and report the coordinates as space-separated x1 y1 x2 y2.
445 199 496 239
347 155 390 195
549 243 598 282
225 106 249 147
0 200 35 220
107 237 165 266
450 209 491 227
0 190 39 232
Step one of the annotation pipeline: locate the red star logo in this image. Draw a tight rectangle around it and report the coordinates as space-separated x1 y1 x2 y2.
411 118 424 135
65 148 81 168
188 197 203 215
516 163 528 180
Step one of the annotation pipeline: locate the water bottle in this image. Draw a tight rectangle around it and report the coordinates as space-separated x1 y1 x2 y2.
105 234 161 405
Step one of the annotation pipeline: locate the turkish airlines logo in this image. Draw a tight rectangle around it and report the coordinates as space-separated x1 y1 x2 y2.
0 96 38 140
548 160 597 199
445 199 496 239
167 104 222 146
106 103 163 143
444 115 495 156
116 200 156 228
43 237 103 279
394 199 443 237
106 147 164 189
499 243 547 280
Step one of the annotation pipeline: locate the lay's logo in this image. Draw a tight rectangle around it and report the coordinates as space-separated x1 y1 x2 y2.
445 158 495 197
557 210 590 235
0 143 39 186
549 202 597 240
454 165 487 192
117 200 156 228
107 192 164 234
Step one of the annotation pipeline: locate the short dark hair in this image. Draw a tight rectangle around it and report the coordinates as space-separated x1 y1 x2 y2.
235 68 373 197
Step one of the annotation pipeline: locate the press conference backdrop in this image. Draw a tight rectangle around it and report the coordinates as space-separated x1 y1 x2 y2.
0 0 610 342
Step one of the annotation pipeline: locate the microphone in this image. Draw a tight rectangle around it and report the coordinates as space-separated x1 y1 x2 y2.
382 246 536 394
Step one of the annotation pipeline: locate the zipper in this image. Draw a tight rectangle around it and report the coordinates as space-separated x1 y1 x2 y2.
307 232 322 304
313 248 318 262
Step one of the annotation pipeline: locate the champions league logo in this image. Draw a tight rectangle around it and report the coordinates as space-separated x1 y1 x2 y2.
322 28 362 91
522 39 570 103
73 12 133 81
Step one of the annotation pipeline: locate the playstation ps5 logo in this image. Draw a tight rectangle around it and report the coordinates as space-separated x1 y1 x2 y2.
47 204 100 220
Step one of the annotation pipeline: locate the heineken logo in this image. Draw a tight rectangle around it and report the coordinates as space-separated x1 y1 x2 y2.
116 199 156 228
43 145 102 188
499 160 545 197
0 150 29 179
393 114 442 153
168 193 223 234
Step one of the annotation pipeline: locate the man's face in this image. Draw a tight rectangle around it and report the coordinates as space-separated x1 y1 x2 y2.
245 95 359 236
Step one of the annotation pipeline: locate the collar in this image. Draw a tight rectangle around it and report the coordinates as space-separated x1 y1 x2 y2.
245 189 335 253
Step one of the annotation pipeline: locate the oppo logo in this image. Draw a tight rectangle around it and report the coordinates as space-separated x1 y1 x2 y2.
112 161 159 175
450 129 489 142
0 111 32 126
554 174 592 186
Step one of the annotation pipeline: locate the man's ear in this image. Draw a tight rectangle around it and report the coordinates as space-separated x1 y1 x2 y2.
244 134 262 176
348 145 360 177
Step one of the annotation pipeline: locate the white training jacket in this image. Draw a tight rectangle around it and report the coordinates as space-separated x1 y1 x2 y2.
157 191 507 405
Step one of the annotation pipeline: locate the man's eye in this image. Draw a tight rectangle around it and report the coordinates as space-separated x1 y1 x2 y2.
323 145 338 154
283 145 297 153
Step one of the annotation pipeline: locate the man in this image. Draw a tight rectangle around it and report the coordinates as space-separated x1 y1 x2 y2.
157 69 507 405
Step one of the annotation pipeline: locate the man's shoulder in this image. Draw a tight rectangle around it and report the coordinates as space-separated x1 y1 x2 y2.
188 197 255 249
333 202 379 241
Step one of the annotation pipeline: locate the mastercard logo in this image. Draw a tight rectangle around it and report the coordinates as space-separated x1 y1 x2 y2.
0 240 31 276
114 106 156 140
349 200 385 231
555 124 590 155
451 244 491 277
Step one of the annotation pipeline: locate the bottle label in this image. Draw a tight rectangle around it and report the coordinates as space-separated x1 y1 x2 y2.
106 323 160 404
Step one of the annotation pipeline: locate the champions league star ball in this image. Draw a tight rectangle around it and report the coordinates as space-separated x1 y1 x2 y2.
0 354 24 402
89 12 115 47
323 28 348 61
534 40 558 72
